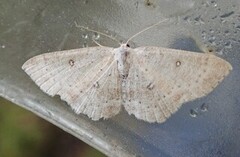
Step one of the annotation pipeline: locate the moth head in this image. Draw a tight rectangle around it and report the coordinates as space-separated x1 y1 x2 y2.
118 44 131 56
120 43 130 50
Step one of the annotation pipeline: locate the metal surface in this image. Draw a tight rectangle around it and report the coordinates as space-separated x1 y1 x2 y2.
0 0 239 156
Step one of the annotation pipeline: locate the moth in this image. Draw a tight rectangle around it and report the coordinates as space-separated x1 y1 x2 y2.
22 20 232 123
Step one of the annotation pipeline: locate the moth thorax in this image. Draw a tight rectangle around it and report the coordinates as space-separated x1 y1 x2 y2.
115 48 130 78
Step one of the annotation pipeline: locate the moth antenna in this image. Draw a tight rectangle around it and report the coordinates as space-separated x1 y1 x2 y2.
74 21 121 46
126 18 168 44
92 39 104 47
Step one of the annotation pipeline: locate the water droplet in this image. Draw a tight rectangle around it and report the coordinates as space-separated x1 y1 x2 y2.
82 34 88 39
194 16 205 25
209 29 214 33
235 25 240 30
82 42 88 48
208 36 216 45
134 1 139 8
220 19 226 23
104 30 109 34
47 110 53 116
210 0 217 7
224 41 232 49
200 103 208 112
220 11 234 18
212 15 217 20
202 2 209 7
224 30 230 36
217 49 224 55
92 32 100 40
201 31 207 40
190 109 198 118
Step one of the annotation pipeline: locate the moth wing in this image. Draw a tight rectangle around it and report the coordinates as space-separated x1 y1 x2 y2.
123 46 232 123
22 47 121 120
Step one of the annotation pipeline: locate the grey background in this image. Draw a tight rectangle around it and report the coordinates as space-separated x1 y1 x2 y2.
0 0 240 156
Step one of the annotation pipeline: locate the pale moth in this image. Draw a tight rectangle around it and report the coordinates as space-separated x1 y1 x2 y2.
22 20 232 123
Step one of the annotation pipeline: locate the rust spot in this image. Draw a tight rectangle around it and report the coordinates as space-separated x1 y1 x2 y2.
208 48 213 53
105 106 114 113
145 0 154 6
176 60 181 67
167 91 172 95
129 90 135 97
93 81 100 88
69 59 74 66
146 82 154 90
173 93 183 102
